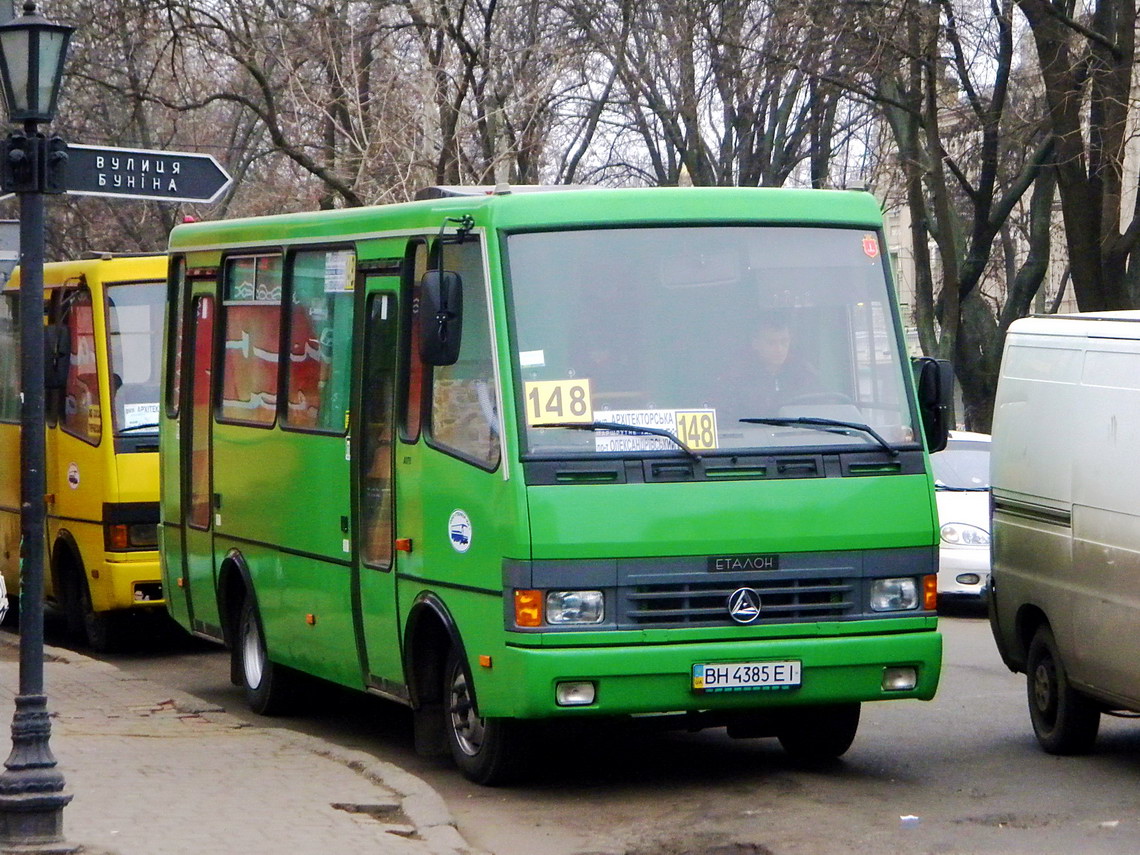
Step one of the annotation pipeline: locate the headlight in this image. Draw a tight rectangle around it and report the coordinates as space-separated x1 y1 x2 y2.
870 577 920 612
940 523 990 546
546 590 604 625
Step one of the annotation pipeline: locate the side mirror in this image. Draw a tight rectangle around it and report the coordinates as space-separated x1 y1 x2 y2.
419 270 463 366
44 323 71 391
912 357 952 453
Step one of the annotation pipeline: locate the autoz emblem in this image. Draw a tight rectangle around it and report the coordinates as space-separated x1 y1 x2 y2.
727 588 761 624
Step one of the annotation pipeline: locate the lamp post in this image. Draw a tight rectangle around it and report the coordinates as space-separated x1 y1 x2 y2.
0 2 74 852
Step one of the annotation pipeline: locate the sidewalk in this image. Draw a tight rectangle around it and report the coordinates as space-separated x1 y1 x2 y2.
0 634 483 855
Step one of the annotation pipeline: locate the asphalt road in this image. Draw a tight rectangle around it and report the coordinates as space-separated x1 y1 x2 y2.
14 609 1140 855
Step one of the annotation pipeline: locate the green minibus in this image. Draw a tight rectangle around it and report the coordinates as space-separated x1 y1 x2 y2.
160 185 948 783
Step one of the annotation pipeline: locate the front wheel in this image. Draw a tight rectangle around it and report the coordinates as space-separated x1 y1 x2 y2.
62 564 121 652
1026 625 1100 754
236 596 300 716
776 703 860 762
443 648 527 785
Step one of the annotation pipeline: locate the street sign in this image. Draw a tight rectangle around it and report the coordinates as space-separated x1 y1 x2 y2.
64 143 231 203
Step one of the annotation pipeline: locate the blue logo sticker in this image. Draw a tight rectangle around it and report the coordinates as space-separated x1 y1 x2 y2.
448 509 472 553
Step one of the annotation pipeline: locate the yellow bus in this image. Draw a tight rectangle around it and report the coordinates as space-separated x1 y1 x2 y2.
0 254 167 650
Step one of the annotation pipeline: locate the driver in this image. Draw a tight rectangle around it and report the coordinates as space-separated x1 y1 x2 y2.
720 313 819 420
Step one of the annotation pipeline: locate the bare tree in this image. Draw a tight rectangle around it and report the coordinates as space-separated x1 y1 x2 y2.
850 0 1055 429
1017 0 1140 310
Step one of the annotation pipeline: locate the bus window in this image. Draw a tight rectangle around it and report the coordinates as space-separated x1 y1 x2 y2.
402 241 428 443
286 249 354 432
427 240 500 470
189 295 215 530
360 292 397 569
108 280 165 434
221 254 282 425
61 288 102 445
0 293 17 423
166 257 186 416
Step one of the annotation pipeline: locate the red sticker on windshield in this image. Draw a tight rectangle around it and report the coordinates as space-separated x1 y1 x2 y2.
862 234 880 258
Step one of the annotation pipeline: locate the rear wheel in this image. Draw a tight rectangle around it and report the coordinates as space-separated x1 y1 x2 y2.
236 596 300 716
443 647 527 785
776 703 860 762
1026 625 1100 754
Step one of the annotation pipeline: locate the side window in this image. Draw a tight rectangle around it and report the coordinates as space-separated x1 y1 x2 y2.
285 249 355 432
61 288 102 444
165 257 186 416
401 241 428 443
428 240 501 470
0 293 18 423
361 292 397 569
189 296 215 530
221 254 282 425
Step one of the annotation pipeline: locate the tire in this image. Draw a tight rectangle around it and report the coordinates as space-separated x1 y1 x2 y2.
236 596 299 716
443 647 527 785
1026 625 1100 755
777 703 860 762
63 563 120 652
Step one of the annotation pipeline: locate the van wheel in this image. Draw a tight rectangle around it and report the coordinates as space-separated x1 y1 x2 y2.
236 596 299 716
443 647 526 785
777 703 860 762
1026 625 1100 754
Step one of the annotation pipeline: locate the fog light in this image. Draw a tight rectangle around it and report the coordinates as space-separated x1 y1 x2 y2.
956 573 981 586
555 681 596 706
882 666 918 691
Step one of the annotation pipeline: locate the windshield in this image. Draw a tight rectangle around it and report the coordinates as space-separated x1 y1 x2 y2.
931 440 990 490
507 226 917 457
107 281 165 434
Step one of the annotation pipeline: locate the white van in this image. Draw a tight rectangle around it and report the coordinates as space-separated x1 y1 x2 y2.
989 310 1140 754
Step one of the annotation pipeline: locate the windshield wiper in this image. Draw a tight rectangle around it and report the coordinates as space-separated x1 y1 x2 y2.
117 422 160 434
740 416 899 457
534 421 701 461
935 484 989 492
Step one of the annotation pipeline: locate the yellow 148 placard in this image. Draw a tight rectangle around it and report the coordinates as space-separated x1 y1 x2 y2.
524 379 593 425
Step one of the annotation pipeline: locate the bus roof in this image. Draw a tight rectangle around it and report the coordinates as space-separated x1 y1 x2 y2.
5 253 167 291
168 186 886 254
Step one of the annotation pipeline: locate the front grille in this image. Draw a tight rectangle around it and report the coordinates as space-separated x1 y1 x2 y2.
621 577 855 627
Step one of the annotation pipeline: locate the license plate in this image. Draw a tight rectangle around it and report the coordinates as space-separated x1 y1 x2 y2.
692 660 802 693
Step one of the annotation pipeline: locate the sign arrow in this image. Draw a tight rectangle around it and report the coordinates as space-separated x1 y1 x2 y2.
64 143 232 203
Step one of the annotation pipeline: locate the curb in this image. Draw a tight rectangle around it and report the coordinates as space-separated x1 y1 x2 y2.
0 631 485 855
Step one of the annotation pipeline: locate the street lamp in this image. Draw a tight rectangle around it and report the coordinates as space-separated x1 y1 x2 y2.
0 2 74 852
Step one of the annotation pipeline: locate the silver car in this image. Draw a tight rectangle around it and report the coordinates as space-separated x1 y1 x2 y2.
931 431 991 602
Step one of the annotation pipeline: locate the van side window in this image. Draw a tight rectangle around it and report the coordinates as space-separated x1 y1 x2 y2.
285 249 355 433
428 240 500 470
0 293 17 424
221 254 282 426
61 288 102 445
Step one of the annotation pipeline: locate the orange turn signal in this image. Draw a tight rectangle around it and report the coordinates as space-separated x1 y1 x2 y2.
923 574 938 611
108 524 129 550
514 589 542 627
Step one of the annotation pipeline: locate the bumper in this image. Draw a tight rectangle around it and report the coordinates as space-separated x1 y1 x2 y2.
937 546 989 597
480 627 942 718
92 552 164 612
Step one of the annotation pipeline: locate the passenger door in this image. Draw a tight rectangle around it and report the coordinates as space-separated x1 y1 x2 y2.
180 290 221 636
354 273 404 694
